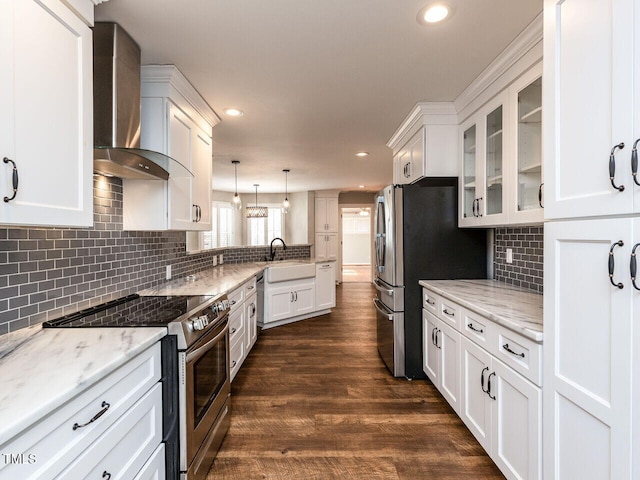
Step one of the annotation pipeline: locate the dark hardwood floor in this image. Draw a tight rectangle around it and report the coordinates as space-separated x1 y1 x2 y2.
207 282 505 479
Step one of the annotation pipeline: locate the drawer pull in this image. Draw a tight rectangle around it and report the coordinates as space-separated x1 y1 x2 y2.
3 157 18 203
631 243 640 291
487 372 496 400
103 472 112 480
609 142 625 192
442 308 455 317
230 327 237 334
609 240 624 289
467 323 484 334
633 138 640 186
230 300 237 306
247 285 255 290
72 401 110 431
503 343 525 358
231 360 237 368
481 366 489 393
425 298 435 306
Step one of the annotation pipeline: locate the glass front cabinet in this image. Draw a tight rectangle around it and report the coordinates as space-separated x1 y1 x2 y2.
459 92 509 227
459 62 542 227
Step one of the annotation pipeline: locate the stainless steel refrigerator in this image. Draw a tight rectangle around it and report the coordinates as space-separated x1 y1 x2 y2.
373 177 487 378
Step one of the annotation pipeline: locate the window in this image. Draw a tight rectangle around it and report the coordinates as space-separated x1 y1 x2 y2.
204 202 234 248
247 206 284 246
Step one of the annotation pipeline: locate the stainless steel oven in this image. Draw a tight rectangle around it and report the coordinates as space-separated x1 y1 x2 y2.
180 313 230 480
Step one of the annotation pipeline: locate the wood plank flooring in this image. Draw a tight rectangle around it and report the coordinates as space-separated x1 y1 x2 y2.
207 283 505 479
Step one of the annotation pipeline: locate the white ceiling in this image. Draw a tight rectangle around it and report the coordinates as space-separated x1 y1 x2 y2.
95 0 542 194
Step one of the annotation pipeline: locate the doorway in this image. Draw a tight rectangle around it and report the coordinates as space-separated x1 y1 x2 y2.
341 206 372 283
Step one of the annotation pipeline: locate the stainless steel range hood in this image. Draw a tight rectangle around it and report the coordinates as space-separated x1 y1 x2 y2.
93 22 191 181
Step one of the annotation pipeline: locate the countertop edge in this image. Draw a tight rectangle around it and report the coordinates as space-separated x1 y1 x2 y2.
418 280 543 343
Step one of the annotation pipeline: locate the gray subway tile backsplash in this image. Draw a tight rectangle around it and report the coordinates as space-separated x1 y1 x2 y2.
0 176 310 335
494 225 543 294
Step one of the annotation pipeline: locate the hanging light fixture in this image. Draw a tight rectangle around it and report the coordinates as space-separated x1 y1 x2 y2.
282 169 290 214
246 184 268 218
231 160 242 210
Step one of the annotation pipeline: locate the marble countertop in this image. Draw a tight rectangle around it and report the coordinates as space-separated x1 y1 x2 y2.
418 279 543 342
0 325 166 446
138 258 334 297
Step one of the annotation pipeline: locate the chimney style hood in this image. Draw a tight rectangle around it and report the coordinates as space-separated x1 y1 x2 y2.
93 22 191 181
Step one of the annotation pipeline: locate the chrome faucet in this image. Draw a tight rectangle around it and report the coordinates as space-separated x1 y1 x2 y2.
269 237 287 261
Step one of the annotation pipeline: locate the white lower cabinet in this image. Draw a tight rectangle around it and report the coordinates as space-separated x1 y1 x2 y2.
265 280 316 323
315 233 338 261
423 309 461 414
133 444 165 480
245 291 258 351
422 286 541 480
0 343 163 480
315 262 336 310
460 336 541 480
228 276 259 382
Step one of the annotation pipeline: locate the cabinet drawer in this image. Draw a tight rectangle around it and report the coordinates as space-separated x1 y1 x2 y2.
228 286 244 312
133 444 165 480
422 288 439 316
494 326 542 387
243 277 257 298
0 344 160 480
230 334 245 381
228 308 245 344
461 309 496 352
438 298 461 330
58 384 162 480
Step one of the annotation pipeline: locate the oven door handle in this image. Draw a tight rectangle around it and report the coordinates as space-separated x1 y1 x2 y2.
186 321 229 364
373 278 394 296
373 297 394 321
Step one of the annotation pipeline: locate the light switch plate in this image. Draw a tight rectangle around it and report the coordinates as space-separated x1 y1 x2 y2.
506 248 513 264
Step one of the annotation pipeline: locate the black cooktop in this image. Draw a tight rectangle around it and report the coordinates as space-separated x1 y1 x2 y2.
43 294 214 328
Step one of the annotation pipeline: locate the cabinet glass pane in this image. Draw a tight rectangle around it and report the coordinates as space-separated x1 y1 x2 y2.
486 105 503 215
517 77 542 211
463 125 477 218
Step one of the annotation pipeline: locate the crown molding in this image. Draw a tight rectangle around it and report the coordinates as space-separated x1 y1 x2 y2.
453 13 543 114
141 65 221 129
387 102 457 150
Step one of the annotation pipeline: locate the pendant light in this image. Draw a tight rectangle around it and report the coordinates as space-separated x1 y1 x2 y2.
246 184 268 218
231 160 242 210
282 169 290 214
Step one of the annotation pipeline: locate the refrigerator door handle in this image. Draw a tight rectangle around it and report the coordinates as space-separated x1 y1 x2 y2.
373 297 394 321
373 278 394 296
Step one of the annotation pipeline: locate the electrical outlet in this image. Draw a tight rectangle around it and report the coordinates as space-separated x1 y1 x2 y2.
506 248 513 264
166 265 172 280
212 255 218 267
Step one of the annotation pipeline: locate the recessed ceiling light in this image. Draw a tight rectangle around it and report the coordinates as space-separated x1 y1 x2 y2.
417 3 453 25
223 108 244 117
355 152 369 157
358 185 365 188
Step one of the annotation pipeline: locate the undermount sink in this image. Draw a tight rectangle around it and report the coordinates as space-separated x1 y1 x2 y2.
265 262 315 283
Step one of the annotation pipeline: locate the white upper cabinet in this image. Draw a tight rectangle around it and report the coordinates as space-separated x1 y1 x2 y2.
388 103 458 185
544 0 636 220
459 92 510 227
0 0 94 227
314 196 339 232
124 65 218 231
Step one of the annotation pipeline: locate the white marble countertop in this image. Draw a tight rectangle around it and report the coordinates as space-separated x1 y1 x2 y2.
0 325 166 446
138 258 334 297
418 279 543 342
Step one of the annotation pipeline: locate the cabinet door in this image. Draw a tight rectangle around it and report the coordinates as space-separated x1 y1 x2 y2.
544 0 634 219
325 233 339 261
422 310 439 385
293 281 316 316
167 102 194 230
326 197 339 231
544 219 633 480
510 63 543 225
460 336 492 452
245 292 258 351
266 286 295 323
479 92 509 225
0 0 92 227
191 129 212 230
315 263 335 310
315 197 327 231
438 322 461 415
315 233 328 260
492 359 541 480
459 118 480 226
